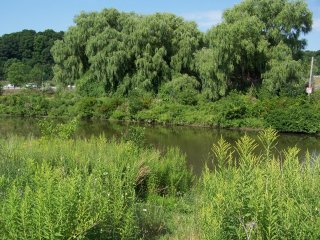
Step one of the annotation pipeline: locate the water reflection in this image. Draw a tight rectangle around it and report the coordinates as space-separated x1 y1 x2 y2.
0 117 319 174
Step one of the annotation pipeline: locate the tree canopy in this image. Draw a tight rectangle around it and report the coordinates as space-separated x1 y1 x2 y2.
51 9 204 95
0 29 63 82
206 0 312 94
51 0 313 98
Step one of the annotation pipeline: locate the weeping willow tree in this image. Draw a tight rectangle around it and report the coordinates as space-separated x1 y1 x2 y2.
204 0 312 94
51 9 204 96
52 1 313 99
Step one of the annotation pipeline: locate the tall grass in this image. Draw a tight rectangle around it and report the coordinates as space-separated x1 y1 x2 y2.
0 125 319 239
199 128 320 239
0 135 193 239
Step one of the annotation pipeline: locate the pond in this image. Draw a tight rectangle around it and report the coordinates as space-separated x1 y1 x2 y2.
0 117 319 174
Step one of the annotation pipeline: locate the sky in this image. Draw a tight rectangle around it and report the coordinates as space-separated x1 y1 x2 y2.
0 0 319 50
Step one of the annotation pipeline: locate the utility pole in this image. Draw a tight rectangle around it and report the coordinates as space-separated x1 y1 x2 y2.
307 57 314 96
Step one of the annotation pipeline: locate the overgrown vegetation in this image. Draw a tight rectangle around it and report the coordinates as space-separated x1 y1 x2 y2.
0 124 319 239
0 121 193 239
198 128 320 239
1 90 320 133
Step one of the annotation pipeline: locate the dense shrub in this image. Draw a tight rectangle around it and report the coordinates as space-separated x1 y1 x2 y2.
159 74 200 105
75 97 98 119
128 90 153 115
94 97 123 119
263 97 320 133
76 71 105 97
200 92 264 128
0 91 49 116
48 92 78 117
0 90 319 133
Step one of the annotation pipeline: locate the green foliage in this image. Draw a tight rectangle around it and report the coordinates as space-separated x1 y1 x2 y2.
122 126 146 147
211 91 263 128
194 48 228 100
51 9 203 94
1 2 314 101
302 50 320 75
0 134 193 239
1 90 319 133
264 97 320 133
0 91 49 116
29 64 45 86
0 29 63 81
38 118 78 139
0 123 319 239
94 97 123 119
75 97 99 119
76 71 105 97
257 128 278 161
128 89 153 115
47 91 78 117
159 74 200 105
206 0 312 93
0 81 3 95
4 61 31 86
199 132 320 239
263 43 304 94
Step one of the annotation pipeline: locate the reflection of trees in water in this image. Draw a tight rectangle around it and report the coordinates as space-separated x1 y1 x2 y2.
0 117 40 137
1 117 319 173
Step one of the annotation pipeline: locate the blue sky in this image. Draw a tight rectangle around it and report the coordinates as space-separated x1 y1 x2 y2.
0 0 319 50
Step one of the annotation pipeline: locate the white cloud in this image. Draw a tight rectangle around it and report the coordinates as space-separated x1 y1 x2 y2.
313 18 320 32
181 10 223 30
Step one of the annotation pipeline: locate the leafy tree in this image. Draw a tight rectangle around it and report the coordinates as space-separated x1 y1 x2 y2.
223 0 312 52
263 43 304 94
51 9 203 95
0 29 63 81
29 64 45 86
5 61 31 86
51 3 313 98
194 48 228 100
33 30 64 65
205 0 312 93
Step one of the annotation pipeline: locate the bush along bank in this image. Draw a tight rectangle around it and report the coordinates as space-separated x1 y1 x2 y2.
0 90 320 133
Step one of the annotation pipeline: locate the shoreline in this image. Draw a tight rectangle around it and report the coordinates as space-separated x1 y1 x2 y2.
1 114 319 137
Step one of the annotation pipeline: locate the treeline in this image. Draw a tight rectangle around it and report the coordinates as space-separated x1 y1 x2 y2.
0 29 63 85
52 0 314 99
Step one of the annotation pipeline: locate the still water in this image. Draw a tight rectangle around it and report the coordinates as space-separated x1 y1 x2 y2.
0 117 319 174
